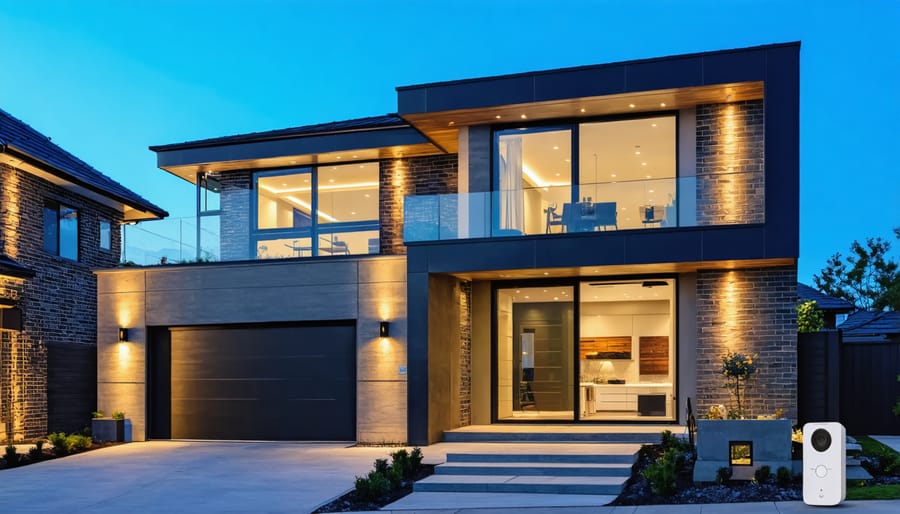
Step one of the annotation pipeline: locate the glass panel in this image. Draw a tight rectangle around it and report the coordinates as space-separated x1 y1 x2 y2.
257 170 312 229
199 214 220 261
316 163 378 224
496 286 574 421
496 128 571 236
43 203 58 254
579 279 675 421
579 116 676 231
255 237 312 259
59 204 78 260
99 220 111 250
317 230 379 256
201 175 221 212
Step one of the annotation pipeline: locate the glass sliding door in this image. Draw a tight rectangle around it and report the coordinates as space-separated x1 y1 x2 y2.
496 286 574 420
579 279 676 421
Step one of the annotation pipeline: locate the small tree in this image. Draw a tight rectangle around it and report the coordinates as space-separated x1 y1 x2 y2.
721 352 758 418
797 300 824 333
814 230 899 311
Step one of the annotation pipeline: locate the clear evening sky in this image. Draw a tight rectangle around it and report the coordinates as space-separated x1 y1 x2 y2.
1 0 897 283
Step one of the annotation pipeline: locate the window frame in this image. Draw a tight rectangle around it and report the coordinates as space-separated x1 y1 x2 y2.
43 199 79 261
99 219 112 252
251 163 380 258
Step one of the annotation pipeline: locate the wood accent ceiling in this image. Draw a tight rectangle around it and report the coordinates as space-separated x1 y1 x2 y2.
161 142 443 184
402 82 763 154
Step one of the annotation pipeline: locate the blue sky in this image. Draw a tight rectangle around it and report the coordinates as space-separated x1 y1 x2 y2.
1 0 897 282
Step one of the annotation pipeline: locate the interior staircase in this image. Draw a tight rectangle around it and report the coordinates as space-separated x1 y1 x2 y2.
414 427 663 496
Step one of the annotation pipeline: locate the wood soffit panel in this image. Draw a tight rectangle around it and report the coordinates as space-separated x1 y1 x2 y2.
402 82 764 153
161 142 444 184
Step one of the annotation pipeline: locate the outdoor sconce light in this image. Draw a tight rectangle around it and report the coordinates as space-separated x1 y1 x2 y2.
118 328 129 342
379 321 390 338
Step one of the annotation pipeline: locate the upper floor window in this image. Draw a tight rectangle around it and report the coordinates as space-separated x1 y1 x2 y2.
494 115 676 235
43 200 79 260
99 219 111 251
254 162 379 258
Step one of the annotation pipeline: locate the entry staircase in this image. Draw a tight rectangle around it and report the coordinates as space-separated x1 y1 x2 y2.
414 426 664 496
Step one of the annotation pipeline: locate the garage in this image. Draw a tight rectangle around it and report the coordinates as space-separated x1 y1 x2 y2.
149 322 356 441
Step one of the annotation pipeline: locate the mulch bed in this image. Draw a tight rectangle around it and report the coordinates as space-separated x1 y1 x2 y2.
0 441 121 471
313 464 435 513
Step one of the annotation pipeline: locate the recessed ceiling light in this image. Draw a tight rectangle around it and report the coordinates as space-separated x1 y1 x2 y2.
336 156 341 159
553 296 559 301
359 165 365 168
564 158 570 163
282 183 287 187
495 115 502 119
304 178 309 183
524 295 530 299
543 272 549 276
651 123 657 127
580 108 586 113
351 211 356 215
555 173 560 177
660 102 666 107
329 178 335 183
448 121 455 126
553 145 559 150
649 189 655 193
629 103 636 108
611 173 617 178
364 194 370 198
635 151 641 155
594 295 599 299
515 289 520 293
290 160 297 164
352 155 358 158
646 175 652 179
520 114 527 119
642 162 647 166
543 289 548 293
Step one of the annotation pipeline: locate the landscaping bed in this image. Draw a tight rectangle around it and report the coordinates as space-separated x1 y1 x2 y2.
0 432 120 471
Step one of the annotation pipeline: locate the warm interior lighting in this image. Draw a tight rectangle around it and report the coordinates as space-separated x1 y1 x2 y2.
284 195 339 222
118 327 129 342
730 441 753 465
379 321 390 338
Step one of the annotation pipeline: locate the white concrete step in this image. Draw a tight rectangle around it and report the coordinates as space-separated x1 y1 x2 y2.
436 461 633 477
414 474 628 495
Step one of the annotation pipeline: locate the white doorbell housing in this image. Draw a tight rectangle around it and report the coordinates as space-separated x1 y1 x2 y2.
803 422 846 506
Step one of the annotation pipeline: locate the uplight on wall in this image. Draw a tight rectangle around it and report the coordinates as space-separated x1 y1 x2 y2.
379 321 390 338
118 327 129 342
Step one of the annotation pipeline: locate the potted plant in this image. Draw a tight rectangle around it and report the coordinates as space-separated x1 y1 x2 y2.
91 410 126 442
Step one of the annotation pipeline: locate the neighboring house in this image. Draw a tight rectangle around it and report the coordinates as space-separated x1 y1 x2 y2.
97 42 800 445
839 311 900 344
0 108 166 441
798 282 854 329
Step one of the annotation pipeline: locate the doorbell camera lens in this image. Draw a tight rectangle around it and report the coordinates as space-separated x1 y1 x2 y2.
811 428 832 452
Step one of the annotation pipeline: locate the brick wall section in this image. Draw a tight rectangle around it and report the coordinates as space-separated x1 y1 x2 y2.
0 162 122 440
695 266 798 420
696 100 765 225
459 280 472 426
380 154 458 255
214 171 252 261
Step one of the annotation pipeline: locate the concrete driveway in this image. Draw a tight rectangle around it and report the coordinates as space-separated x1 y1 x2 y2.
1 441 397 514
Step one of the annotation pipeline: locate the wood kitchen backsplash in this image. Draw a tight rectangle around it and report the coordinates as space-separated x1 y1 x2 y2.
639 336 669 374
580 336 632 359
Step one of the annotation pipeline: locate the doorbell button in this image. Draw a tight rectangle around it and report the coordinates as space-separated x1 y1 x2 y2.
815 465 828 478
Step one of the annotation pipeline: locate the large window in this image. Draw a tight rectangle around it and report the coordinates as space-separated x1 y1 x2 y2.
494 115 676 235
254 163 379 258
43 200 79 260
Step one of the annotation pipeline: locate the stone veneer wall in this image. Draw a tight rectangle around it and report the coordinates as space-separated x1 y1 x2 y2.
696 100 765 225
459 280 472 426
0 162 122 440
214 171 252 261
695 266 798 419
380 154 458 255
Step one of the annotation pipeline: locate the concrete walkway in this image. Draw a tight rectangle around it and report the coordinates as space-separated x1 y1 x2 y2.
371 501 900 513
873 435 900 453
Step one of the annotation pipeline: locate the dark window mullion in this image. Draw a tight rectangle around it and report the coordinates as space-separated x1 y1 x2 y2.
571 125 580 204
311 167 319 256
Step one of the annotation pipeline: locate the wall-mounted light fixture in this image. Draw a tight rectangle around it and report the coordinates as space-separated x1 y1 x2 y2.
118 328 129 342
379 321 390 338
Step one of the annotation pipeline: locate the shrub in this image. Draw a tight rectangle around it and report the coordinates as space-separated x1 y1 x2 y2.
870 448 900 476
643 448 680 496
754 465 772 484
797 300 824 333
660 430 691 453
373 458 390 475
28 440 44 462
67 434 92 452
48 432 70 457
111 411 126 421
91 410 104 419
776 466 793 487
4 444 20 468
354 470 392 501
390 448 424 481
716 466 733 485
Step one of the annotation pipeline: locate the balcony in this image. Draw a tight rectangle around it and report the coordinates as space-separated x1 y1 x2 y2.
403 172 764 243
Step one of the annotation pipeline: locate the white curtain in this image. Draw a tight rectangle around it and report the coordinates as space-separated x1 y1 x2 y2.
499 137 524 232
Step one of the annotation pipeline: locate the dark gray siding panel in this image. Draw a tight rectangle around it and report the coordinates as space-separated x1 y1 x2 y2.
46 342 96 434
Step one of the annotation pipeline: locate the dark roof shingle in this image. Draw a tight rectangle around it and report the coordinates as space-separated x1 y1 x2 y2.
797 283 855 312
0 107 167 219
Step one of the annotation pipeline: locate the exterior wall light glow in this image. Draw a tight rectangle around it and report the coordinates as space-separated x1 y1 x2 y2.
118 327 129 342
379 321 390 338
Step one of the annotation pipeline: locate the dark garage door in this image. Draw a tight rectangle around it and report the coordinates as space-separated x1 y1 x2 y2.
150 323 356 441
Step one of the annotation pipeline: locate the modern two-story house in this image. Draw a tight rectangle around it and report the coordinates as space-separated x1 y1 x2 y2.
96 42 799 445
1 108 166 441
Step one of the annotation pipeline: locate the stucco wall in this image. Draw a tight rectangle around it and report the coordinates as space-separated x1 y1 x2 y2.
96 256 408 443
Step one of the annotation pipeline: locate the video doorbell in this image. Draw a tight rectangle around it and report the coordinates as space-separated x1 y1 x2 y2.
803 422 846 506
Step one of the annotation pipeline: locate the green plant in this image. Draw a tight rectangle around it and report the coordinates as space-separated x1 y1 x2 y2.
48 432 70 457
754 465 772 484
390 448 424 481
4 444 20 468
111 411 126 421
373 458 390 475
716 466 733 485
643 448 681 496
354 470 392 501
659 430 691 453
721 352 758 418
91 410 105 419
776 466 792 487
67 434 92 452
797 300 824 333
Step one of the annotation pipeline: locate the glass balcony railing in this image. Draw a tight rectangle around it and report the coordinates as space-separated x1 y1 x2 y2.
403 172 764 242
122 215 221 265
